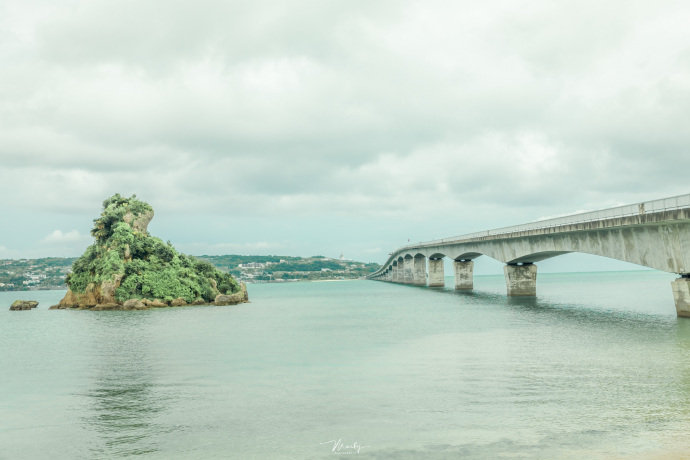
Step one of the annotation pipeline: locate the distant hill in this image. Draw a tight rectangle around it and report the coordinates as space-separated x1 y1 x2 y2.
0 257 76 290
197 255 380 282
0 254 381 290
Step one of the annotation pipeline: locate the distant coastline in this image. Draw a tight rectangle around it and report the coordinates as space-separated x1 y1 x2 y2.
0 255 380 292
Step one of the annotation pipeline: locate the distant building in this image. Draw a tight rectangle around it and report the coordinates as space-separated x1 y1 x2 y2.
238 262 265 269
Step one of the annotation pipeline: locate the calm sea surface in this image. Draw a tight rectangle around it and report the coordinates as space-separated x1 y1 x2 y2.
3 271 690 459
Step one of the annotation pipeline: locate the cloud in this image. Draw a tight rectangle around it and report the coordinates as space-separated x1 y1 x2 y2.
1 0 689 261
178 241 284 256
41 230 88 244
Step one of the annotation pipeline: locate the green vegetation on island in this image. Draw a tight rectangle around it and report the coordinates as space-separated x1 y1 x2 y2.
1 254 381 291
53 194 246 309
0 204 381 292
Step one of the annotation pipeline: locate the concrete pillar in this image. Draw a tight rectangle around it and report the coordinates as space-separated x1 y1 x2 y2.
454 260 474 290
672 277 690 317
413 255 426 285
404 257 414 284
504 263 537 296
428 258 445 287
393 264 400 283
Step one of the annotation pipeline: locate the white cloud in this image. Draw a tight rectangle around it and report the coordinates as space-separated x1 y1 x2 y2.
42 230 88 244
179 241 283 256
1 0 689 261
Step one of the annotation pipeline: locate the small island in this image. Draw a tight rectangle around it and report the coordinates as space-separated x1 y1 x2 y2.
51 194 248 310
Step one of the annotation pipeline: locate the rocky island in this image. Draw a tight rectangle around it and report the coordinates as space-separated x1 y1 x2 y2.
10 300 38 311
51 194 248 310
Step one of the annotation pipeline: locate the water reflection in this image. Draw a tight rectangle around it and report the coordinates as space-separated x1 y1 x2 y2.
80 312 167 458
412 280 678 331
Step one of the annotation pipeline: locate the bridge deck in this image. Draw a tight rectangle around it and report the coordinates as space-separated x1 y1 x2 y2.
372 194 690 278
369 194 690 316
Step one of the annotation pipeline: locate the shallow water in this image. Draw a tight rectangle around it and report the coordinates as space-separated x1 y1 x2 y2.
2 271 690 459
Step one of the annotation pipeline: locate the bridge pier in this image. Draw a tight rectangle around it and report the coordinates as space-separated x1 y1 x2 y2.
454 260 474 290
413 255 426 285
672 276 690 317
428 258 445 287
403 256 414 284
504 263 537 296
392 264 400 282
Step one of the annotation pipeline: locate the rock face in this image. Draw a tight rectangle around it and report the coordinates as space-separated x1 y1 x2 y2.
52 193 248 311
123 209 154 233
214 283 249 306
142 299 168 308
10 300 38 311
122 299 146 310
53 278 118 309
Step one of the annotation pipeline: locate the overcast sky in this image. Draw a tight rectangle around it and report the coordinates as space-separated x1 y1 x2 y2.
1 0 689 271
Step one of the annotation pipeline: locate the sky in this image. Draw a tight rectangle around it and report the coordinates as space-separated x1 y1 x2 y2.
1 0 689 273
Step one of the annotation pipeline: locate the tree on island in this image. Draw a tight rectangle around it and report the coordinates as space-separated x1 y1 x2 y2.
53 194 247 310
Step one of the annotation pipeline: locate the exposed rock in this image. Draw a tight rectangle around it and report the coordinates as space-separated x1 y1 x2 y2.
92 303 120 311
214 283 249 306
191 298 206 305
122 299 145 310
10 300 38 311
240 282 249 302
208 278 219 297
58 284 100 309
170 297 187 307
56 275 122 308
100 274 123 304
123 209 154 233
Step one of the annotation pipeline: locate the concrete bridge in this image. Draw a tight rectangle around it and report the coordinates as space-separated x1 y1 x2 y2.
368 194 690 317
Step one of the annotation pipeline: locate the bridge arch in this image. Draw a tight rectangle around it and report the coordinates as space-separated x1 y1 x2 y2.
507 251 571 264
451 251 483 261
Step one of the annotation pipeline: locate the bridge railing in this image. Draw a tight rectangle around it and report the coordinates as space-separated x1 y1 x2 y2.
418 193 690 247
371 193 690 275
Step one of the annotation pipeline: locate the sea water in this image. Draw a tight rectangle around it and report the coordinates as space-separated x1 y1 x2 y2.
2 271 690 459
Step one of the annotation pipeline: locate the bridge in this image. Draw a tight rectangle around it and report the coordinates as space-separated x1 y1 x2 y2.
368 194 690 317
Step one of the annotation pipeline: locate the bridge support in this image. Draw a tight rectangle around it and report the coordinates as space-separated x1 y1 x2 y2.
672 277 690 317
404 257 414 284
428 258 445 287
504 263 537 296
413 255 426 285
454 260 474 290
392 264 399 282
